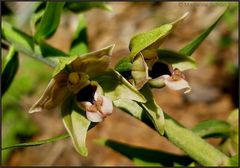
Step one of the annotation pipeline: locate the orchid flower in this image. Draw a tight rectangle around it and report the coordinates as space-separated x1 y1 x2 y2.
29 45 115 122
76 84 113 122
128 12 192 92
130 50 191 93
150 63 191 93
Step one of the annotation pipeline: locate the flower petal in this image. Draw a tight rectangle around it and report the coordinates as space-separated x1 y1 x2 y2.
93 89 100 101
29 77 69 113
101 96 113 115
161 75 191 93
77 101 105 122
71 45 115 78
86 111 104 122
131 53 151 90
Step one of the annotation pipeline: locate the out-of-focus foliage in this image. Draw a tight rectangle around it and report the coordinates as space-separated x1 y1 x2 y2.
192 120 230 138
2 56 52 163
34 2 65 42
69 14 89 56
2 47 19 95
65 2 112 13
95 139 192 166
1 1 236 167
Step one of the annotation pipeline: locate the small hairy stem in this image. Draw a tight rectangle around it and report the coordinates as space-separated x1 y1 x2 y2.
138 110 230 166
114 100 230 166
164 117 229 166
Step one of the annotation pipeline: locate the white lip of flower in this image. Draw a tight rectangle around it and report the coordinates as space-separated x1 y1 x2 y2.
159 68 191 94
77 90 113 122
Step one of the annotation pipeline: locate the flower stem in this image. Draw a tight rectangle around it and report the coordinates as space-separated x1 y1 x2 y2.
164 116 229 166
114 99 230 166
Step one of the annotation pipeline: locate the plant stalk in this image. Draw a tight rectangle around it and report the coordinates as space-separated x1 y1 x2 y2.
2 19 230 166
164 116 229 166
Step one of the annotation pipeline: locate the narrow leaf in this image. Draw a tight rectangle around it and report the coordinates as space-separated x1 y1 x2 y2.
140 85 165 135
192 120 230 138
94 70 146 103
114 98 230 166
66 2 112 13
39 42 69 57
30 9 45 34
2 46 19 95
179 8 227 56
2 134 69 150
129 24 172 59
61 97 90 156
69 14 89 56
129 12 188 59
95 139 192 166
34 2 65 42
2 20 68 61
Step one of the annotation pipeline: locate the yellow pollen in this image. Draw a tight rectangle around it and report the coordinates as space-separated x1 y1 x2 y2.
68 72 80 84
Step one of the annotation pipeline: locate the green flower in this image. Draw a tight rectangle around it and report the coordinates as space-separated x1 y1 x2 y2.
129 12 192 93
29 45 115 122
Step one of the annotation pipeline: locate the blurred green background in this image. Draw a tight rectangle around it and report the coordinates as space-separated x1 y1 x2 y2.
2 1 238 166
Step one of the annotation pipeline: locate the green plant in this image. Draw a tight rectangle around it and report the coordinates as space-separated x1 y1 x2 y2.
2 2 238 166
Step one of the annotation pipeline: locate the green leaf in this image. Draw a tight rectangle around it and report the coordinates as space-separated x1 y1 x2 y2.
157 49 196 71
2 21 34 51
61 97 90 156
129 12 188 59
115 56 132 73
129 24 172 59
39 41 69 57
114 98 230 166
69 14 89 56
179 8 227 56
2 134 69 151
2 46 19 95
2 21 67 67
140 85 165 135
30 9 45 34
65 2 112 13
34 2 65 42
94 70 146 103
95 139 192 166
229 155 238 166
192 120 230 138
